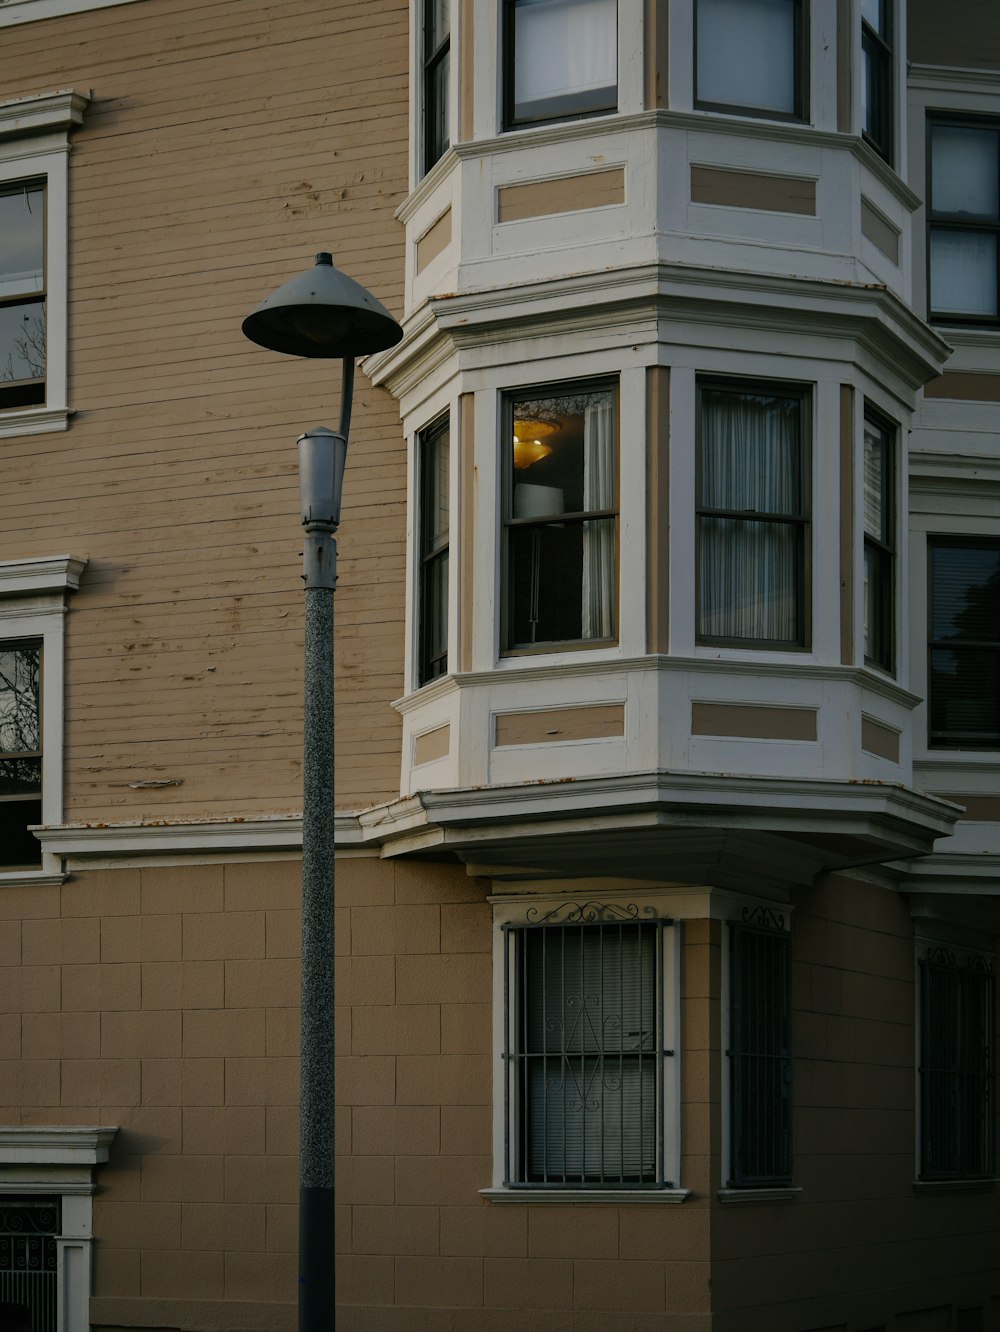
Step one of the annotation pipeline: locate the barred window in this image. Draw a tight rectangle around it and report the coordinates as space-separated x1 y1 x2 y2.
919 952 994 1181
728 919 793 1187
503 916 672 1187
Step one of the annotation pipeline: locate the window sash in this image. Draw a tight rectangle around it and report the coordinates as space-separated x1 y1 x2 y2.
504 919 668 1188
928 120 1000 323
861 8 893 162
928 539 1000 747
863 413 894 671
0 182 46 411
504 0 617 129
695 0 804 122
423 0 450 172
418 417 450 685
728 922 793 1188
0 640 42 869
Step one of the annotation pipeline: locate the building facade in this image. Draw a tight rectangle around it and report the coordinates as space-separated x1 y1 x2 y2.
0 0 998 1328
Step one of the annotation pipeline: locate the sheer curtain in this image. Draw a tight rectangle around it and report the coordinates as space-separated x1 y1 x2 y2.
514 0 617 104
696 0 797 115
699 390 802 642
582 397 615 639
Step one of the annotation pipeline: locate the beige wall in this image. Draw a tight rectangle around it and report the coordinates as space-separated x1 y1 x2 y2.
909 0 1000 68
0 0 408 820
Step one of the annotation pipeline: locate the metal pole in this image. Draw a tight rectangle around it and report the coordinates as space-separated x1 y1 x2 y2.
299 536 336 1330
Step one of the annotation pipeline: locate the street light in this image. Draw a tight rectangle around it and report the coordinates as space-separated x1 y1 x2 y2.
242 253 403 1331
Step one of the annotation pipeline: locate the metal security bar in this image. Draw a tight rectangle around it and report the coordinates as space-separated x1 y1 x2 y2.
728 917 793 1187
504 911 670 1188
920 953 994 1181
0 1198 60 1332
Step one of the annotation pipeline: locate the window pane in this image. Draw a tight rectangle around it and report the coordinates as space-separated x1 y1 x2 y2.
0 187 44 299
863 420 888 542
864 543 892 668
512 0 617 123
699 517 800 642
0 301 46 387
929 231 998 317
697 0 797 116
861 0 886 33
426 0 449 49
930 649 1000 744
700 388 802 515
931 545 1000 643
419 421 449 683
931 126 998 219
0 645 40 756
0 797 42 869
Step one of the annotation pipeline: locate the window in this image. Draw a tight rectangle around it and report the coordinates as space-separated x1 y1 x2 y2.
919 949 994 1181
697 380 808 648
503 382 616 651
863 410 894 672
727 917 793 1187
695 0 805 122
504 0 617 130
423 0 450 173
0 1197 59 1330
502 914 673 1187
0 183 45 411
861 0 893 162
0 641 42 869
928 538 1000 748
927 118 1000 323
418 415 449 684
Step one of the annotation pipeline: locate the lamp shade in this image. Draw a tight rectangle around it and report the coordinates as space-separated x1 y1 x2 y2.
242 253 404 358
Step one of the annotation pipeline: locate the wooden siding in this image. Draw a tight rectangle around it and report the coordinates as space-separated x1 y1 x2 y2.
413 722 450 766
690 166 816 216
861 716 900 762
496 168 625 223
0 0 409 820
924 372 1000 403
494 704 625 746
909 0 1000 70
861 198 900 263
691 702 818 742
415 207 452 273
646 366 670 654
644 0 669 109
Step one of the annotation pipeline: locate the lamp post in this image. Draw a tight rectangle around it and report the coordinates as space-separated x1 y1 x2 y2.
242 254 402 1331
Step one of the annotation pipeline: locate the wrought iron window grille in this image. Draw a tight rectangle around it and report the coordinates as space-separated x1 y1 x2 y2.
0 1197 60 1332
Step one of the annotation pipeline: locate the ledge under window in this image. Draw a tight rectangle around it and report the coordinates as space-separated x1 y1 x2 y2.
913 1178 996 1195
0 407 69 438
481 1187 692 1205
717 1186 801 1203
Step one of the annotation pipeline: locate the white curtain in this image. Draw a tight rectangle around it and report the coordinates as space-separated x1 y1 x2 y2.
514 0 616 103
696 0 796 115
930 231 998 316
699 391 801 642
931 125 998 217
581 398 615 639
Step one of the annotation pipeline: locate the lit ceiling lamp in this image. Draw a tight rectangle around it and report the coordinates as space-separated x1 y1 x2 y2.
512 415 559 469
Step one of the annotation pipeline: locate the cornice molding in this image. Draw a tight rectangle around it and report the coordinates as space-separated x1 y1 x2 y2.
0 554 86 598
908 63 1000 96
0 89 89 137
0 1126 117 1165
0 407 70 437
40 814 305 859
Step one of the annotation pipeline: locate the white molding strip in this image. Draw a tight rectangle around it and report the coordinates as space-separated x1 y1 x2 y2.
0 554 86 597
481 1187 691 1204
0 0 142 27
0 89 89 137
0 407 70 437
41 815 306 859
0 1126 117 1165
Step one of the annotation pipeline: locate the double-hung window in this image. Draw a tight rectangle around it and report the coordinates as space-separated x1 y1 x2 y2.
0 640 42 869
504 382 616 651
504 0 617 130
423 0 450 173
695 0 805 122
0 183 45 411
417 415 450 684
727 916 793 1188
697 380 809 648
502 912 675 1188
863 410 895 673
919 949 994 1181
927 118 1000 324
928 538 1000 748
861 0 893 163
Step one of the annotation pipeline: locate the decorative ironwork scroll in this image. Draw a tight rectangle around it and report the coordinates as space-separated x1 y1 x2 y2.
740 904 786 931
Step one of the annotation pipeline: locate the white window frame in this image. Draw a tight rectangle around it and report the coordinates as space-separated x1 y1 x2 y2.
0 90 89 438
484 890 686 1203
0 556 86 885
0 0 142 25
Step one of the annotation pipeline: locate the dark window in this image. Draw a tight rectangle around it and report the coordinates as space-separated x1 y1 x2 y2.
0 1197 60 1332
697 381 809 648
0 183 45 411
863 410 894 672
695 0 805 122
504 918 668 1187
919 952 994 1181
504 382 616 651
418 415 450 684
0 641 42 869
504 0 617 130
728 920 793 1187
861 0 893 162
424 0 450 173
927 118 1000 324
928 538 1000 748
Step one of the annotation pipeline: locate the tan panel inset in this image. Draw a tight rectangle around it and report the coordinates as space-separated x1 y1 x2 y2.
934 794 1000 823
458 393 475 673
497 168 625 224
924 372 1000 403
415 208 452 273
861 198 900 264
861 716 900 762
494 704 625 747
646 366 670 654
413 723 450 767
459 0 475 140
909 0 1000 70
836 0 852 133
691 702 817 742
644 0 669 109
840 385 855 667
690 165 816 216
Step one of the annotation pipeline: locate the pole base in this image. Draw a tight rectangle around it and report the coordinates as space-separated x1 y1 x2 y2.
299 1185 335 1330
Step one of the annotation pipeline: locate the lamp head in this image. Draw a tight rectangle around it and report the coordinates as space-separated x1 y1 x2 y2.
242 253 403 359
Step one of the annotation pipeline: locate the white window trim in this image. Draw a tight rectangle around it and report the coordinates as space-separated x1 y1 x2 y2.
0 555 86 885
0 0 142 26
0 1125 117 1332
485 889 685 1202
0 89 89 437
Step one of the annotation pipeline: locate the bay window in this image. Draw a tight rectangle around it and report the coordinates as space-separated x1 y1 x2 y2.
0 182 45 411
695 0 805 122
928 118 1000 323
503 381 617 651
863 410 894 673
928 538 1000 748
504 0 617 130
697 380 808 648
861 0 893 163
